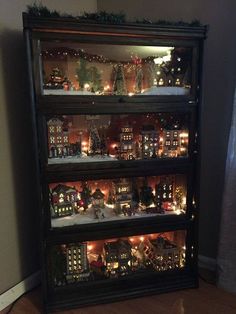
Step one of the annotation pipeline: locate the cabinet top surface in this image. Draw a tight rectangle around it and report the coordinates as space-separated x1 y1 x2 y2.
22 13 207 39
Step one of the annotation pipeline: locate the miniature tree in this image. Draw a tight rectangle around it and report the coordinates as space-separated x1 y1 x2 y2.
135 65 143 93
140 178 154 208
112 64 127 95
76 58 91 90
80 182 92 211
88 66 102 92
45 67 68 89
89 123 101 155
175 186 184 208
50 246 66 286
100 133 107 156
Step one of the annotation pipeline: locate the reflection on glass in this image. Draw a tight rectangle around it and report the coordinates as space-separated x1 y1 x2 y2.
40 41 192 96
47 113 189 164
48 231 186 287
49 174 187 228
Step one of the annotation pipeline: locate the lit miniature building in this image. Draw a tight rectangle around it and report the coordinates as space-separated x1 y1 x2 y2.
103 239 132 277
120 126 134 160
179 130 189 156
48 118 69 158
162 126 188 157
51 184 78 218
143 236 184 271
140 125 158 159
66 243 90 283
155 177 174 212
113 179 132 214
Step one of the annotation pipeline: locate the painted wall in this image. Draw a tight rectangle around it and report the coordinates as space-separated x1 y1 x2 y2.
98 0 236 259
0 0 97 295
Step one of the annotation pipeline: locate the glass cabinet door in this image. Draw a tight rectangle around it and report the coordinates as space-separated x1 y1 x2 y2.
48 230 186 287
46 113 189 165
38 40 194 97
49 173 187 228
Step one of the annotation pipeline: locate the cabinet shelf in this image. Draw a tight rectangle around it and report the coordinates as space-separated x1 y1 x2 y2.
38 98 197 115
44 158 192 182
45 215 191 243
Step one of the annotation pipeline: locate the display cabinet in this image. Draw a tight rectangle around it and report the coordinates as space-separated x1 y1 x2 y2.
23 12 206 312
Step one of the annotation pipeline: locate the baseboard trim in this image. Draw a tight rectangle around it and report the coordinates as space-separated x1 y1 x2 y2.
0 270 41 311
198 255 217 271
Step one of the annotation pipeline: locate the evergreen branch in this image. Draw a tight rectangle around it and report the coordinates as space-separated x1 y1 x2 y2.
26 4 202 27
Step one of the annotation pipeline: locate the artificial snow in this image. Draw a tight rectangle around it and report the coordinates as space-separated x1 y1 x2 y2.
48 155 117 164
51 205 184 228
43 89 95 95
140 86 190 96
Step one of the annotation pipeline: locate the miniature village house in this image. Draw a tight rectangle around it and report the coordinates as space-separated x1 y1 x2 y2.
66 243 90 283
51 184 78 218
143 237 184 271
120 126 134 160
155 177 174 212
140 125 158 159
162 126 188 157
48 118 69 158
113 179 133 214
103 239 132 277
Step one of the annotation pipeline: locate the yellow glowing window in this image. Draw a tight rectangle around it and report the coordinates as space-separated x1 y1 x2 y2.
57 136 62 143
50 137 55 144
56 126 62 132
49 126 55 133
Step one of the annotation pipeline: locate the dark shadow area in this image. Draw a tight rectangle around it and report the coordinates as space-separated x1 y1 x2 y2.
0 28 40 290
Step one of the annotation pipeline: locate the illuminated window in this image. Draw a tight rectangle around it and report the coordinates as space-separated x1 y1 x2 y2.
158 78 164 86
175 78 181 86
50 137 55 144
163 193 166 198
165 140 171 146
49 126 55 133
63 136 68 142
169 193 172 198
174 131 178 137
57 136 62 143
166 132 170 137
56 126 62 132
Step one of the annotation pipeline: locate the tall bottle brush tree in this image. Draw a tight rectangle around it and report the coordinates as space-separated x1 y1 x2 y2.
76 59 102 92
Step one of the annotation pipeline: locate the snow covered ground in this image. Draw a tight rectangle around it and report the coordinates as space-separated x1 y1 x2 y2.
140 86 190 96
51 205 184 228
43 87 190 96
48 155 117 164
43 89 95 95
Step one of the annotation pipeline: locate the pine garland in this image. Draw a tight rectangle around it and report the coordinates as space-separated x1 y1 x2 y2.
26 3 202 27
